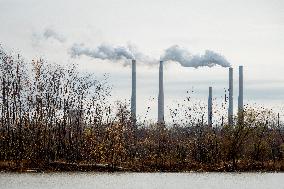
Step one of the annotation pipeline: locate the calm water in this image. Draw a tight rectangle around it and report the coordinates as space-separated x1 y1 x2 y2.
0 172 283 189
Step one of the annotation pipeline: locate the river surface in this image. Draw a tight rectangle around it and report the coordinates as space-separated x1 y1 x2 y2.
0 172 283 189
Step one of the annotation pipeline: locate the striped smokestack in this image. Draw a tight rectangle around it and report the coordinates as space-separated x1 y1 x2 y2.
228 67 234 125
158 60 164 123
131 59 136 122
208 87 213 126
238 66 244 124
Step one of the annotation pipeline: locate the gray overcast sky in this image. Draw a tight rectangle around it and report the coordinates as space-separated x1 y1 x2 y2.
1 0 284 121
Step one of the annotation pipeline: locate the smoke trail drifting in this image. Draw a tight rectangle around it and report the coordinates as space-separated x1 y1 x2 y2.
70 43 134 60
162 45 230 68
42 28 66 43
70 43 230 68
70 43 157 65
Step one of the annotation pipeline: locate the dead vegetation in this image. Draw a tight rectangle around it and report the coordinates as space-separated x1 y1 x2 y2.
0 47 283 172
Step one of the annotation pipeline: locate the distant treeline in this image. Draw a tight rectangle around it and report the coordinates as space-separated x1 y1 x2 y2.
0 47 283 172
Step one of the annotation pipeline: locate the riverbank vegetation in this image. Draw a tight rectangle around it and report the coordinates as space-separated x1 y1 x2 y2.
0 47 283 172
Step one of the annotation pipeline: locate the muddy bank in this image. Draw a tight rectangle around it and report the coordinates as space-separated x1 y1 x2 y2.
1 160 283 173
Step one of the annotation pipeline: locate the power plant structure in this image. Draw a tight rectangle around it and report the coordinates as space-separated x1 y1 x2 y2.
158 60 165 123
238 65 244 123
208 87 213 126
131 59 136 123
129 59 244 126
228 67 234 125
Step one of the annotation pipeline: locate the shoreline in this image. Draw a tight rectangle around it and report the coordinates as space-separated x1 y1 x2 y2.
1 160 283 173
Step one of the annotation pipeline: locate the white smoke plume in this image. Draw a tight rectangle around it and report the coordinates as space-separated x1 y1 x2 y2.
162 45 231 68
69 43 230 68
70 43 134 60
70 43 156 65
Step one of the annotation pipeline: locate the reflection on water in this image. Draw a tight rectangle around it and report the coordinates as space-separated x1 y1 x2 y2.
0 172 283 189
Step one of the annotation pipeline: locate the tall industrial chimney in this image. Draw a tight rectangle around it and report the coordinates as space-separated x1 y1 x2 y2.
208 87 213 126
158 60 164 123
238 66 244 124
131 59 136 122
228 67 234 125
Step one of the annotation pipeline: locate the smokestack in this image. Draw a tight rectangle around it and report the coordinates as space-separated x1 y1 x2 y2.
228 67 234 125
208 87 213 126
131 59 136 122
158 60 164 123
238 66 244 124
